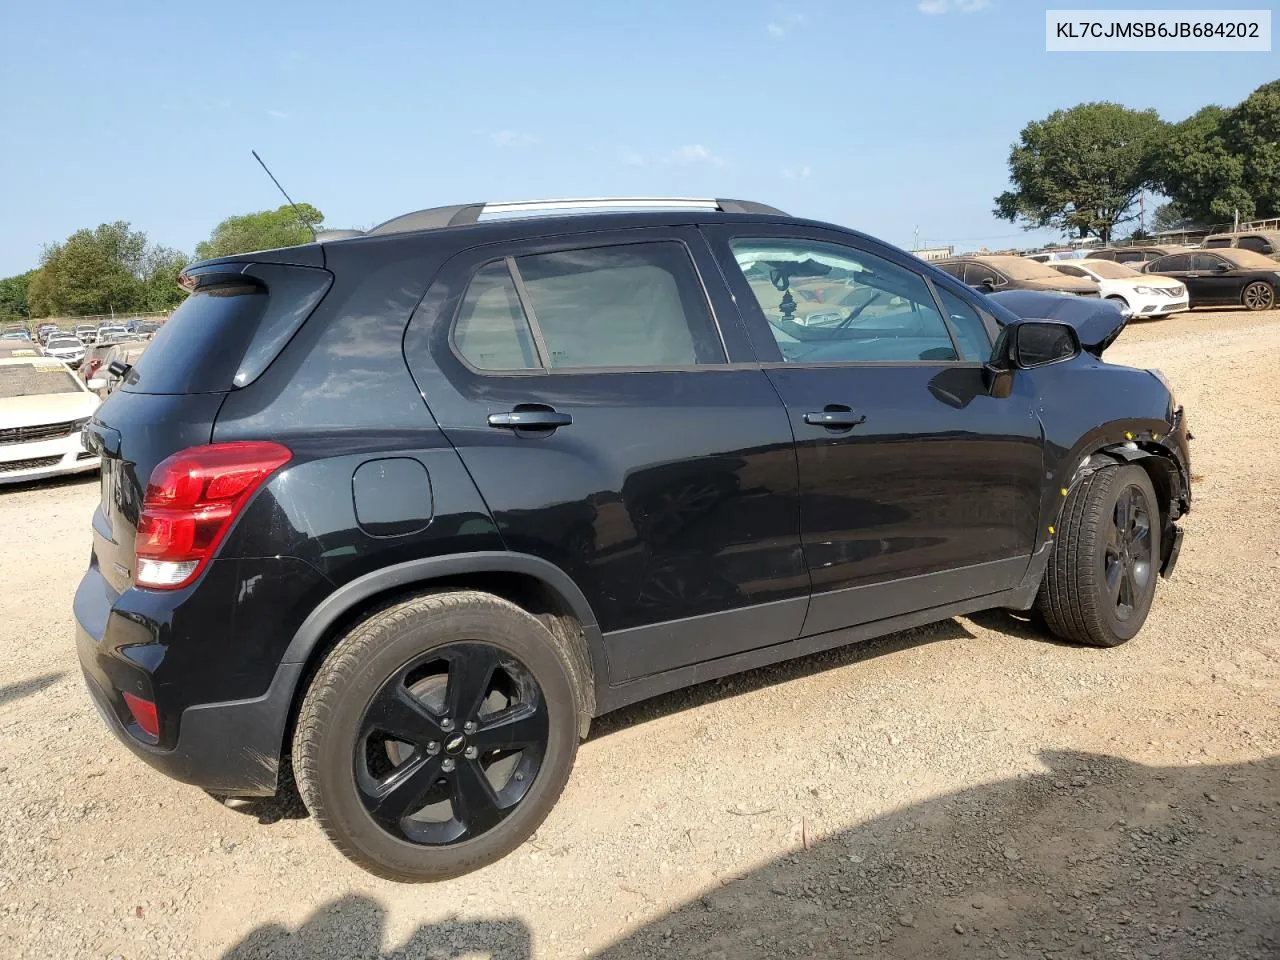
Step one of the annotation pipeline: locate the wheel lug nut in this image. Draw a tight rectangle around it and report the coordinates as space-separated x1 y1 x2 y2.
463 721 476 734
440 717 453 731
426 741 439 754
441 758 455 772
464 746 478 759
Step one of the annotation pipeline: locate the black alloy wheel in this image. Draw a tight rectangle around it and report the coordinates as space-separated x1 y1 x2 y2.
1242 281 1275 311
1104 484 1153 623
356 642 550 845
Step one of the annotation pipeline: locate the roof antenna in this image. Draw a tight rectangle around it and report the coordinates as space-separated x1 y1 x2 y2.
251 149 317 241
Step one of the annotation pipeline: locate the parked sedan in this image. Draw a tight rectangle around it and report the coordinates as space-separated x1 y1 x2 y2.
74 324 98 344
1089 245 1187 266
42 334 88 368
934 255 1100 297
0 356 104 484
1143 248 1280 311
1049 259 1188 319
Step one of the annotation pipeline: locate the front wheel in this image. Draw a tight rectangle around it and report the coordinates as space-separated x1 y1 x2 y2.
1036 464 1161 648
1241 281 1276 312
292 590 581 881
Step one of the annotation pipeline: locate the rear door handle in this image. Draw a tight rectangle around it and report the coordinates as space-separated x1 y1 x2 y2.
487 409 573 430
803 408 867 429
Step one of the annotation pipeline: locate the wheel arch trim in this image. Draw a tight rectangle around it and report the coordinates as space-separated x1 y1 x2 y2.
282 551 603 666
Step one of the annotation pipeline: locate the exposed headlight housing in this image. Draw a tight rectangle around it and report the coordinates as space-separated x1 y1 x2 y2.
1134 286 1158 295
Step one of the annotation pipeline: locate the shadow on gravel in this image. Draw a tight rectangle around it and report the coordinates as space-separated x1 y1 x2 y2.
0 670 63 706
219 751 1278 960
590 618 980 739
222 894 532 959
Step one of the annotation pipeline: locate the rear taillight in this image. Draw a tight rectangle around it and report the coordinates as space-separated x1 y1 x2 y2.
121 691 159 739
134 441 291 590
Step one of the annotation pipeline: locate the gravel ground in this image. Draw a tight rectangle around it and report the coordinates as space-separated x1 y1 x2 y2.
1 307 1277 959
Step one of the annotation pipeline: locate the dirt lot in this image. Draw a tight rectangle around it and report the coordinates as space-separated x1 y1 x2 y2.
1 308 1277 959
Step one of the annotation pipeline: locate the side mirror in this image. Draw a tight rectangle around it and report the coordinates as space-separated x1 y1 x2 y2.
1213 262 1230 272
980 278 997 291
1010 320 1081 368
86 377 107 390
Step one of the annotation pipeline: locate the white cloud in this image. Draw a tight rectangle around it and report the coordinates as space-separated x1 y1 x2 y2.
918 0 990 13
766 8 807 37
665 144 726 166
475 129 537 147
266 109 290 120
783 165 811 180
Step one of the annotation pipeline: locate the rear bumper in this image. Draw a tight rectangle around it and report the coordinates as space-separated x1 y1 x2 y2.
74 563 301 796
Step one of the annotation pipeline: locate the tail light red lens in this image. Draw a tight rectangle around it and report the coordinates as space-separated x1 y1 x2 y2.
134 441 292 590
121 691 160 739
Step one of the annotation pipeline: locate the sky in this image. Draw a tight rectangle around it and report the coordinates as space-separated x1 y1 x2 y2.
0 0 1275 276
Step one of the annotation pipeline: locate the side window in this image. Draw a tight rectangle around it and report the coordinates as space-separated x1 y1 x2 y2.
728 238 958 363
1237 235 1273 254
935 262 963 279
453 261 540 371
934 286 991 361
963 262 1001 287
1192 253 1226 271
1203 237 1231 248
1054 265 1086 278
515 242 724 369
1153 254 1189 272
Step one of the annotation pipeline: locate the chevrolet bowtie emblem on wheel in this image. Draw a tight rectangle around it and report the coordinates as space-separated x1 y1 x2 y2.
444 734 467 755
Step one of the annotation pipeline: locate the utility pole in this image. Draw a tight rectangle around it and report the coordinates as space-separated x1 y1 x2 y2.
912 225 919 252
1233 207 1240 232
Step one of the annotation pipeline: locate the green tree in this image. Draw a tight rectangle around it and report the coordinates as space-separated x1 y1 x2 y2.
1149 80 1280 226
140 247 190 312
28 222 148 317
0 270 35 321
195 203 323 261
994 103 1165 244
1147 105 1251 225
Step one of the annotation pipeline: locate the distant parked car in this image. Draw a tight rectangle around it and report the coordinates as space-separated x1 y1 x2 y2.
74 324 98 344
42 334 88 368
1201 230 1280 261
1143 248 1280 310
1048 259 1189 319
36 324 59 345
1089 245 1187 266
0 355 103 484
95 324 130 343
935 255 1099 297
1 329 32 342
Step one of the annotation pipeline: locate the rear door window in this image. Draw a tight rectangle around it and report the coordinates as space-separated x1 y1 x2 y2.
1151 254 1190 272
1203 237 1231 248
452 242 725 371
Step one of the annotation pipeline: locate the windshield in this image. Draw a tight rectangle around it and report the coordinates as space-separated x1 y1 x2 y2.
0 361 83 398
1221 249 1280 269
987 257 1074 281
47 337 82 349
1083 260 1141 279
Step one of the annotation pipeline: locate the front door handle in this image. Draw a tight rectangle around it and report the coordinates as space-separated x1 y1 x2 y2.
487 408 573 430
803 407 867 429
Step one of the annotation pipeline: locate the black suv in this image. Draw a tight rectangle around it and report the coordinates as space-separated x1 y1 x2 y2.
76 198 1191 881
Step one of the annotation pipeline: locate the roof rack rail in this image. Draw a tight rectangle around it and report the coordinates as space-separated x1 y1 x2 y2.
362 197 787 238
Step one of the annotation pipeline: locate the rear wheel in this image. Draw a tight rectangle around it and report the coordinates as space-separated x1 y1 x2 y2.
293 590 580 881
1036 464 1161 648
1241 281 1275 311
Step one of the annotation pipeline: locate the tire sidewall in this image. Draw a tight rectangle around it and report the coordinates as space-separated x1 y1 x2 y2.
303 598 579 881
1094 466 1161 643
1242 281 1275 311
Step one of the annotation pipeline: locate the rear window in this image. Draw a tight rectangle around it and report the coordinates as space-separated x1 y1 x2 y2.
0 361 82 398
125 263 331 394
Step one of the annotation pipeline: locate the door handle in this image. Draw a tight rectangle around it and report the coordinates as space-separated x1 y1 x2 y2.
803 408 867 429
487 408 573 430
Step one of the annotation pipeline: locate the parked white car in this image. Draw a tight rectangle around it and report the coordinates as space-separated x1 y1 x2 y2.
42 334 88 369
0 356 104 484
1050 259 1189 319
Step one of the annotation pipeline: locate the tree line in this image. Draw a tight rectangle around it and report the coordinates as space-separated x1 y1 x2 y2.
996 79 1279 245
0 203 322 322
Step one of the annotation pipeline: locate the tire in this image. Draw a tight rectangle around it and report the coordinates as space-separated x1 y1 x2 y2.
1035 464 1161 648
1241 281 1276 312
293 590 580 881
